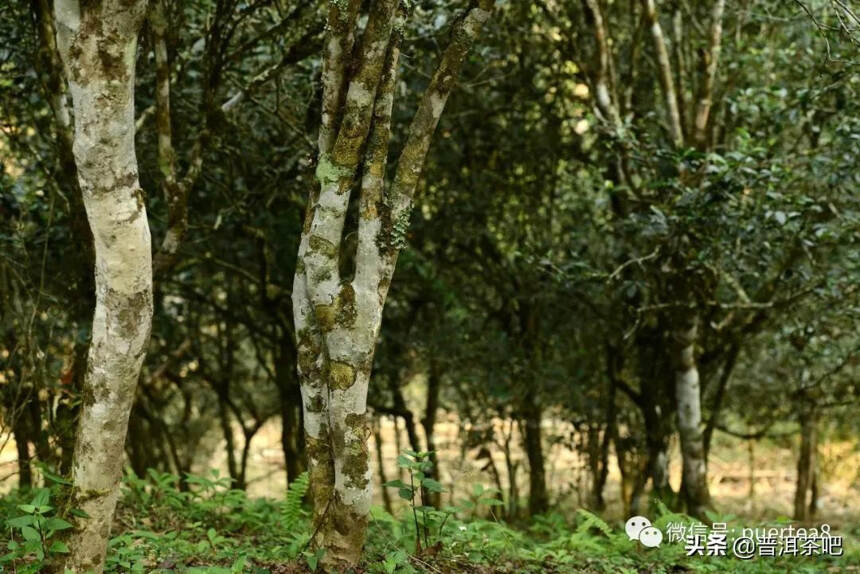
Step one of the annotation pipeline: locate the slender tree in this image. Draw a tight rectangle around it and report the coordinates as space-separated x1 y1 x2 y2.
54 1 153 571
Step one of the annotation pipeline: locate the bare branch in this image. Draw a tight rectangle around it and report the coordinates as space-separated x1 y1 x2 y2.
692 0 726 150
641 0 684 147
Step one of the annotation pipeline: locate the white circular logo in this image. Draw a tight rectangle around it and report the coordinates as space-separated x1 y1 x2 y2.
639 525 663 548
625 516 651 540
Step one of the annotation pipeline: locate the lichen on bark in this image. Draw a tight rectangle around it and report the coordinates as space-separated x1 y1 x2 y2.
292 0 496 568
54 2 153 573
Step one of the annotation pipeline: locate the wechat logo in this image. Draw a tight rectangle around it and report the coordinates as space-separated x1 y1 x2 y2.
625 516 663 548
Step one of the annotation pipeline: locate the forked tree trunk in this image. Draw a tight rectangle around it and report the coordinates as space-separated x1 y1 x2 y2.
673 314 711 518
640 0 724 519
54 1 153 572
292 1 494 567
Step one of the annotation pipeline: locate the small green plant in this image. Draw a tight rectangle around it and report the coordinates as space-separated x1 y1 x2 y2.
383 450 446 551
378 548 411 573
1 488 73 573
282 471 310 531
303 547 325 571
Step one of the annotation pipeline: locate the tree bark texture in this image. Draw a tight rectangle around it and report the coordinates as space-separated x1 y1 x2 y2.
54 1 153 572
291 0 494 567
673 315 711 518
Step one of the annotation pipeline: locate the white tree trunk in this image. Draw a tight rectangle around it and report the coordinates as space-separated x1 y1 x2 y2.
54 1 152 572
673 315 711 518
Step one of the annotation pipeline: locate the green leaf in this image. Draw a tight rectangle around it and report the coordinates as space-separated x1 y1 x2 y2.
422 478 445 493
396 454 413 468
69 508 90 519
17 504 36 514
6 515 34 528
45 517 74 531
398 487 413 501
38 465 72 486
383 479 408 489
231 555 248 573
305 547 325 572
31 489 51 507
21 526 40 542
49 541 70 554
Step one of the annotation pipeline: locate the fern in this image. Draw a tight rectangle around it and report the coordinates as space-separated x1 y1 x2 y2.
575 508 613 537
282 472 309 531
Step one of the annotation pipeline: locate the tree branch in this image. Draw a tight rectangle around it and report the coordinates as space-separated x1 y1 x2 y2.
692 0 726 150
641 0 684 147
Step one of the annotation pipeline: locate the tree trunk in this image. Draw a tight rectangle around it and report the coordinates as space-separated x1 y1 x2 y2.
500 420 519 519
522 390 548 515
217 394 240 488
641 398 674 507
421 359 441 507
647 435 672 503
33 0 95 478
276 336 305 483
594 387 616 511
673 314 711 518
292 1 494 566
13 418 32 490
793 408 817 522
585 425 603 510
54 2 153 572
809 461 819 520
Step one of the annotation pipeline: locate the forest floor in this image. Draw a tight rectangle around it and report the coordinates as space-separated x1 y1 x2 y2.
1 465 859 574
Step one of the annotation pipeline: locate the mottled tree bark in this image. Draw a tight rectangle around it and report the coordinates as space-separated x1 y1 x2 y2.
292 0 494 566
673 315 711 518
54 1 153 572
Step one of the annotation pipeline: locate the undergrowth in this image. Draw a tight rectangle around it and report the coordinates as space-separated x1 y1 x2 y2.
1 467 858 573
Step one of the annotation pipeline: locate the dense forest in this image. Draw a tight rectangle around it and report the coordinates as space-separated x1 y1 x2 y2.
0 0 858 572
